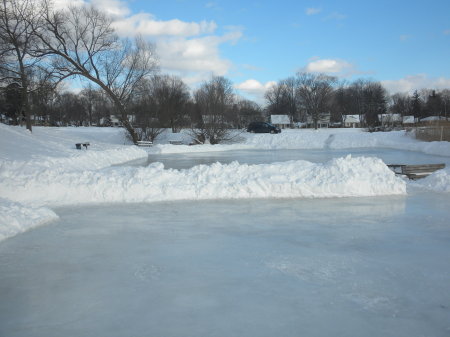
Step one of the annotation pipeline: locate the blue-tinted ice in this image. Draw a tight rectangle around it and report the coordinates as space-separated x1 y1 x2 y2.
1 190 450 337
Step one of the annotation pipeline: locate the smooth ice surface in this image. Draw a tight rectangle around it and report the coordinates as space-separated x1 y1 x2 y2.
145 147 450 170
1 191 450 337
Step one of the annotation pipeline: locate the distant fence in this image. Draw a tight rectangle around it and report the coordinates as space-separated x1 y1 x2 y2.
415 122 450 142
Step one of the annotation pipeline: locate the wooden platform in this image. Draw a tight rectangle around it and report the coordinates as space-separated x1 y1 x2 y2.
387 163 445 180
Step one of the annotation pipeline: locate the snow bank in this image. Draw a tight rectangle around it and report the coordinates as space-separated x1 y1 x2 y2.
151 129 450 157
413 168 450 193
0 199 58 241
0 124 149 241
0 124 148 174
2 124 448 241
0 156 406 208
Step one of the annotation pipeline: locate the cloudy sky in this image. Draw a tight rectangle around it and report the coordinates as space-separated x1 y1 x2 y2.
56 0 450 102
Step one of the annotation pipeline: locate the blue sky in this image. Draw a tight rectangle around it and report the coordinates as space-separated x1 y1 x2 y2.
58 0 450 102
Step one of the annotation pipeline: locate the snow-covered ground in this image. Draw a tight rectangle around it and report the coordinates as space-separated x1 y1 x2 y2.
1 124 449 241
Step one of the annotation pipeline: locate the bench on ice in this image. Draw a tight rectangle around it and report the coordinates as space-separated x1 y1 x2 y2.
387 163 445 180
135 140 153 147
75 142 90 150
169 140 184 145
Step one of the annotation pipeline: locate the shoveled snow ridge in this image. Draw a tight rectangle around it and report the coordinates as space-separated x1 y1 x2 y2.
1 156 406 208
413 167 450 193
0 198 59 241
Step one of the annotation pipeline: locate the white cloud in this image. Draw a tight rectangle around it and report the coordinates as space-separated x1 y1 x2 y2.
156 30 242 86
381 74 450 94
53 0 130 17
324 12 347 20
91 0 130 17
55 0 242 87
112 14 217 37
52 0 86 9
303 58 360 77
235 79 276 103
305 7 321 15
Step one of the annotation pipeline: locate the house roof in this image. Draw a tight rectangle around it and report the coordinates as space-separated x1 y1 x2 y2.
271 115 290 124
403 115 415 124
343 115 361 123
421 116 446 121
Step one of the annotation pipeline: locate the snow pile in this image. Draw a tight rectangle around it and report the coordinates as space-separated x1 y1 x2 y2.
413 167 450 193
152 129 450 157
2 124 448 241
0 125 149 241
0 199 58 241
0 156 406 208
0 124 148 173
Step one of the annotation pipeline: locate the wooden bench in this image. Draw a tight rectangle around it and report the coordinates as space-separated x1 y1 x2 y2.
169 140 184 145
387 163 445 180
75 142 90 150
135 140 153 147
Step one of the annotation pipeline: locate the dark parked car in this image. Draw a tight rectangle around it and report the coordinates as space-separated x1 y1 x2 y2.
247 122 281 134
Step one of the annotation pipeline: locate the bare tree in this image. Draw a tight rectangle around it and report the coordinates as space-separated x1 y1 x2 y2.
295 72 337 129
32 3 158 142
390 93 411 117
130 78 164 142
361 81 386 127
265 78 298 120
151 75 190 132
235 98 263 128
193 76 235 144
54 91 86 126
440 89 450 120
0 0 44 131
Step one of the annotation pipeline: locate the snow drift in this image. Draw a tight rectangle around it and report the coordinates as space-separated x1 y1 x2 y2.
2 124 449 241
153 129 450 158
413 167 450 193
0 155 406 241
0 199 58 241
1 156 406 207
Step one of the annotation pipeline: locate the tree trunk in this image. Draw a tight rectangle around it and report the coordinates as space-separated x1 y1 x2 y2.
19 63 32 132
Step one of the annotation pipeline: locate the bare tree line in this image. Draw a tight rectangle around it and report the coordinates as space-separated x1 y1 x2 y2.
0 0 264 144
2 0 449 143
266 72 450 129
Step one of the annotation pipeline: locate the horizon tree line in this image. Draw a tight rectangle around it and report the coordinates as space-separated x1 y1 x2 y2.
1 0 449 141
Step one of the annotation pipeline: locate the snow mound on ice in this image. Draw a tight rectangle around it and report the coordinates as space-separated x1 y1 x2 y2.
0 156 406 208
413 167 450 193
0 198 59 241
151 129 450 157
241 129 450 156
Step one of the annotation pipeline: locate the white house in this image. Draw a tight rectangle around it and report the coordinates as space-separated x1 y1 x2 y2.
270 115 291 128
342 115 361 128
305 113 331 128
402 115 415 125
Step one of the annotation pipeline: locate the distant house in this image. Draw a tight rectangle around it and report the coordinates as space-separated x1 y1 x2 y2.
420 116 447 123
402 115 415 126
270 115 291 129
343 115 361 128
305 113 330 128
100 115 122 127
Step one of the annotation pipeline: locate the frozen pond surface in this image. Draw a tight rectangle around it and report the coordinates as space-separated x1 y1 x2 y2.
1 191 450 337
145 148 450 169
